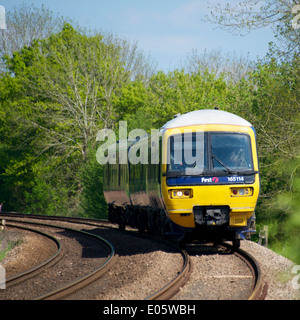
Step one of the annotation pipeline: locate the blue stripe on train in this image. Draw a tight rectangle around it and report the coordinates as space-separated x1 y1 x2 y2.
166 175 245 186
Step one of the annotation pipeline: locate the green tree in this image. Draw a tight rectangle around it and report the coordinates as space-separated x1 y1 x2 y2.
116 69 231 132
228 56 300 252
5 23 144 160
275 148 300 263
1 22 150 216
230 58 300 194
79 147 107 219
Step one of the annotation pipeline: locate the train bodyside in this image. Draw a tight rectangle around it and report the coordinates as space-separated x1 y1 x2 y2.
104 134 169 233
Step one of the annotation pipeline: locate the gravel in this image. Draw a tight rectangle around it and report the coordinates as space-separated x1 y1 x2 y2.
1 221 299 300
172 240 299 300
0 226 110 299
173 243 253 300
67 228 184 300
1 228 58 277
240 240 299 300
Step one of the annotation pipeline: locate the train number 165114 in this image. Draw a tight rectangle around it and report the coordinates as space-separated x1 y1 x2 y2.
227 176 244 182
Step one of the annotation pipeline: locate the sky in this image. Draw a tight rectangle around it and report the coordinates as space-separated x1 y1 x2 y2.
1 0 276 71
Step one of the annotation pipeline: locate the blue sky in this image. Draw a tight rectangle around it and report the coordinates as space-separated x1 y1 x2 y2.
1 0 276 71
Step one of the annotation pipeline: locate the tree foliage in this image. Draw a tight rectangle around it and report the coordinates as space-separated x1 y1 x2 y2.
0 3 299 262
183 49 253 84
207 0 300 58
0 2 68 72
116 69 230 132
0 18 151 215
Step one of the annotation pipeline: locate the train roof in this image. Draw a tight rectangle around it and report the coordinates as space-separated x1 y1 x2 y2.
162 109 252 129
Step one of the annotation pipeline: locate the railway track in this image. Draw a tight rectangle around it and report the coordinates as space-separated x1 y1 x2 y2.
146 241 264 301
173 242 266 300
3 223 63 288
224 243 263 300
0 212 265 300
146 247 192 300
217 242 263 300
0 217 116 300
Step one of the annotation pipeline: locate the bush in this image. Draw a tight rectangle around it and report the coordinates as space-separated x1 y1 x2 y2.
79 149 108 219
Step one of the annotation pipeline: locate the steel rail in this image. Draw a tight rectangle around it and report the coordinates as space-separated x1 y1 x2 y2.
218 242 264 300
145 248 192 300
1 223 62 288
1 218 117 300
2 213 265 300
36 230 117 300
1 211 108 227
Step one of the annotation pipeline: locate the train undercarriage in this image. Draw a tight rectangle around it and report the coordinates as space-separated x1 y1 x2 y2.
108 204 255 249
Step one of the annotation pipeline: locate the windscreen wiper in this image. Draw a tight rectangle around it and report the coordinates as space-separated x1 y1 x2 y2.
211 147 233 174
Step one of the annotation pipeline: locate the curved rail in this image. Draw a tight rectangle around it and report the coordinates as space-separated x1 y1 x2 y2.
0 211 108 227
4 223 62 288
218 242 264 300
36 229 117 300
1 218 117 300
1 213 265 300
145 248 192 300
236 247 263 300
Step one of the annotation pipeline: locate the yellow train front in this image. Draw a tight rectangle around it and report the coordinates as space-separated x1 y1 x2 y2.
103 109 260 248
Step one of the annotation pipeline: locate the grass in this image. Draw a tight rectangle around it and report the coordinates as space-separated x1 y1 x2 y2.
0 237 21 263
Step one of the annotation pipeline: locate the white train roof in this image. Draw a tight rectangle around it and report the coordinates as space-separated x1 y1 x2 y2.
162 109 252 129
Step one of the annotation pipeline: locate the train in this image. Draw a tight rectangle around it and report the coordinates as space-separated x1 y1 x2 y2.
103 109 260 248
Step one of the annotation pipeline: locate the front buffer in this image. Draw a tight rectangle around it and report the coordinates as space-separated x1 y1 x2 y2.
163 175 259 248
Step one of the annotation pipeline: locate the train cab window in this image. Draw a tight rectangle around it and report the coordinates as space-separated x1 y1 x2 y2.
167 132 253 176
167 132 207 174
211 133 253 172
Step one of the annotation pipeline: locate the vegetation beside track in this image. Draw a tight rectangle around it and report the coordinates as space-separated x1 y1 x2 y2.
0 233 21 262
0 2 299 263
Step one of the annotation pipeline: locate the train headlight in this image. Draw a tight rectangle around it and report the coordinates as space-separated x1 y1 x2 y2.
169 189 193 199
238 188 246 196
231 187 253 197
